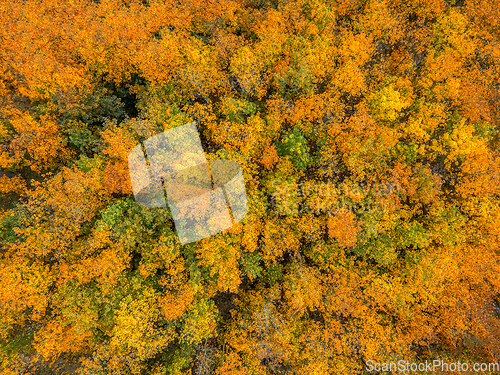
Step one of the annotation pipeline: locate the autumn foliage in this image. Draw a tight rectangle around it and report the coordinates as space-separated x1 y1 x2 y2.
1 0 500 373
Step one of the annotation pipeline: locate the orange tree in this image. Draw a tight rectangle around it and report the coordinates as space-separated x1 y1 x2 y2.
1 0 500 374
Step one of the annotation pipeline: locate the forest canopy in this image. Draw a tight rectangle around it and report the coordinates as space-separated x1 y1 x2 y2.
1 0 500 373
